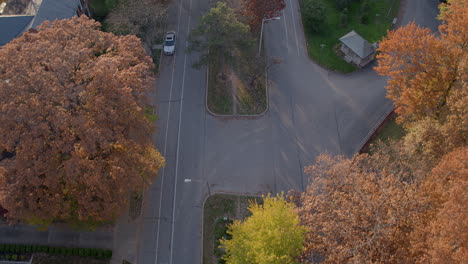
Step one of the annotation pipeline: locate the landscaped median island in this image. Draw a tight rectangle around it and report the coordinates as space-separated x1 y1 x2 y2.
203 194 307 264
300 0 400 73
203 194 262 264
188 0 285 115
207 45 268 115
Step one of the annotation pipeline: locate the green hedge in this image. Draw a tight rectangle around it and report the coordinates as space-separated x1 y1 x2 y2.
0 244 112 259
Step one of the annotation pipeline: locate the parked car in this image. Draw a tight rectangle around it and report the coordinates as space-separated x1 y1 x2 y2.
164 31 176 55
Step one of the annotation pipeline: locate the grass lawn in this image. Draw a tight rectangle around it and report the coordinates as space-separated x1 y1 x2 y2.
203 194 262 264
301 0 400 73
362 112 405 153
371 115 405 144
208 50 233 115
89 0 111 20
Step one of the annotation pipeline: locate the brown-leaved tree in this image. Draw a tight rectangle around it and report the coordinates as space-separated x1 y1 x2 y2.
0 16 165 225
411 147 468 263
243 0 285 31
298 153 419 264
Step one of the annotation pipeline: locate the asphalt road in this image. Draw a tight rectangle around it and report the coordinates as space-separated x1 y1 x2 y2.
137 0 441 263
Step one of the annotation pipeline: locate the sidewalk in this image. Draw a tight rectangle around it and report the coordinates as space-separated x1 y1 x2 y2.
0 223 113 249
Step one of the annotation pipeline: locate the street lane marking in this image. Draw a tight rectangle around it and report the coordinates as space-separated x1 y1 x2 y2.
288 0 300 56
169 0 193 261
154 0 185 263
282 11 290 53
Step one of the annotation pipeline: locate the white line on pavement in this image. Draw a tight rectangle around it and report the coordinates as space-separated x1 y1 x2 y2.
154 1 185 263
282 11 290 53
288 0 300 56
169 0 192 261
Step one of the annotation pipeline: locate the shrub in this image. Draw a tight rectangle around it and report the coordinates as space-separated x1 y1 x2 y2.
78 248 84 256
0 244 5 251
12 254 17 261
340 12 348 27
335 0 351 10
104 250 112 258
26 245 32 253
73 248 79 255
41 245 48 253
301 0 327 33
360 0 370 24
52 247 59 254
361 14 370 24
361 0 370 12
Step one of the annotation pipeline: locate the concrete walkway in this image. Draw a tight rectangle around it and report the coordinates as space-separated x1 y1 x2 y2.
0 224 112 249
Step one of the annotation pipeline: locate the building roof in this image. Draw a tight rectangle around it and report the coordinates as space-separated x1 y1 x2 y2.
339 30 375 59
0 15 34 46
30 0 80 28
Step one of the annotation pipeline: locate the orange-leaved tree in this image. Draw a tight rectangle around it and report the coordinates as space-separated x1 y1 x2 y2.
243 0 285 31
411 147 468 263
298 153 419 264
0 16 165 225
375 0 467 124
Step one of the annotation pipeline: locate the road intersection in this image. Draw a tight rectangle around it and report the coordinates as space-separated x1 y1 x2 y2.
137 0 441 263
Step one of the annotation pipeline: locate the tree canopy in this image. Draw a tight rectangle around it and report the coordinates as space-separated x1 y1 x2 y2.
375 0 467 124
221 195 306 264
411 147 468 263
297 153 418 264
188 2 252 67
0 16 165 225
242 0 285 31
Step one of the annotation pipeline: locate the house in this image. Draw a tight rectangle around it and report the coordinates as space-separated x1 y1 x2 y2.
339 30 377 68
0 0 90 47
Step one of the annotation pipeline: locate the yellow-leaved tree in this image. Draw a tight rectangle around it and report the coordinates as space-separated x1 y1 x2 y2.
221 194 306 264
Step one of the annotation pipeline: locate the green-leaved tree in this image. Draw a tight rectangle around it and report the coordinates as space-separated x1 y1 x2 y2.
221 194 306 264
187 2 253 67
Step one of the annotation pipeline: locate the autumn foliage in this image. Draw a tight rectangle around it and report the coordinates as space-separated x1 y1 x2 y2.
222 195 306 264
298 153 418 263
243 0 285 31
411 147 468 263
293 2 468 263
375 0 467 124
0 16 165 224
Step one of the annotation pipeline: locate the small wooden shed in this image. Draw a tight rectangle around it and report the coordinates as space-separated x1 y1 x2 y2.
339 30 376 68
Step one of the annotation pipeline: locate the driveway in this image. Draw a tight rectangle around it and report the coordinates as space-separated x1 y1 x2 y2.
137 0 441 263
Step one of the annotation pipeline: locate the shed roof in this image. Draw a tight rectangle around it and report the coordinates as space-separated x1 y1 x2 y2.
339 30 375 59
30 0 80 28
0 15 34 46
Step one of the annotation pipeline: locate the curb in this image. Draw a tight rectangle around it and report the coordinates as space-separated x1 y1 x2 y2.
354 103 394 154
204 56 270 118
